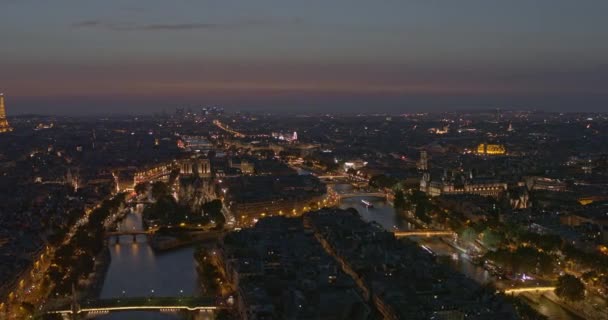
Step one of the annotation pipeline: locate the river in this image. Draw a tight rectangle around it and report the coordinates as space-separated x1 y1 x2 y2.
333 183 578 320
92 206 212 320
334 183 490 284
90 181 573 319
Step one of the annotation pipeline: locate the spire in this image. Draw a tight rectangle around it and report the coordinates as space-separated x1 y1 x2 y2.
0 93 14 133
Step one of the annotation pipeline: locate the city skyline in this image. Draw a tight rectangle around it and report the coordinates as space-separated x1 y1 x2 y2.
1 1 608 114
1 3 608 318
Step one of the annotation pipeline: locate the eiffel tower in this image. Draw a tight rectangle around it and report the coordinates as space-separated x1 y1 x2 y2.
0 93 13 133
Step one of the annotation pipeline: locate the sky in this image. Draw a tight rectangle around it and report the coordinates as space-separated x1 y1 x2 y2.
1 0 608 114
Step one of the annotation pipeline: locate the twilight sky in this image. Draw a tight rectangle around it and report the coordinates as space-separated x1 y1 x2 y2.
1 0 608 114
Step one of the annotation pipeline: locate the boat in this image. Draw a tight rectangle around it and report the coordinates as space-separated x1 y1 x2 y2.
361 200 374 208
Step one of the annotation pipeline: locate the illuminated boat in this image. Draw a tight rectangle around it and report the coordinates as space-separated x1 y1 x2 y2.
361 200 374 208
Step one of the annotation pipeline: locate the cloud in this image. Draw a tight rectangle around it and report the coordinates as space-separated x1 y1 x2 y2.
69 17 302 32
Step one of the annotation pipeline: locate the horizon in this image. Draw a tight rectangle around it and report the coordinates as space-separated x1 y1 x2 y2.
1 1 608 114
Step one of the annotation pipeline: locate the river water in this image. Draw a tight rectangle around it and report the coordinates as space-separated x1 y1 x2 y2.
334 183 490 285
93 207 211 320
91 181 574 320
333 183 578 320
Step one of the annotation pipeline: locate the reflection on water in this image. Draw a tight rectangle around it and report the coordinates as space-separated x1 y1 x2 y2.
334 183 413 231
94 209 202 320
333 183 577 320
334 183 490 283
338 196 415 231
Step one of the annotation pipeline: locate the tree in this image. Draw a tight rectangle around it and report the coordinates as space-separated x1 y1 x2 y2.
134 182 148 195
555 274 585 302
324 161 340 172
20 302 35 314
203 199 225 228
151 181 170 200
198 257 221 294
414 203 431 224
370 174 397 189
459 227 478 243
512 246 543 274
168 168 181 185
480 228 504 249
143 195 189 225
581 270 597 282
393 189 406 210
216 310 231 320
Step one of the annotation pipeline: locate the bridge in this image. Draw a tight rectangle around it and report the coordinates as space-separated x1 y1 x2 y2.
504 286 555 294
105 231 151 236
43 296 224 317
336 192 387 200
105 230 152 243
393 230 455 237
317 175 351 181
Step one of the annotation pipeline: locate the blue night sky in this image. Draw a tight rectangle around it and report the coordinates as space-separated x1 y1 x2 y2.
1 0 607 114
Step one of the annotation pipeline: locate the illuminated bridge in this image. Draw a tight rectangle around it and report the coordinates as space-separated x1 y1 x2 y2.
393 230 455 237
43 296 225 317
105 230 152 243
317 175 351 182
105 230 151 236
503 286 555 294
336 192 387 200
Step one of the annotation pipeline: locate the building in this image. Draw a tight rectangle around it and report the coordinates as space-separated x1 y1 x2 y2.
343 159 367 172
180 135 213 152
0 94 13 133
417 150 428 171
560 202 608 244
178 158 211 177
229 158 255 174
306 209 516 319
525 176 567 192
420 171 507 197
219 216 370 320
222 175 325 226
476 143 506 156
132 158 211 187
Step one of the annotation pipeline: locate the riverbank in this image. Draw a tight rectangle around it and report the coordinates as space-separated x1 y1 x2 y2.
150 229 224 251
81 247 112 300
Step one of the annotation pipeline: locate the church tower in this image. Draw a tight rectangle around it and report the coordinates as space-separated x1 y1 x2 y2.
0 93 14 133
417 150 428 171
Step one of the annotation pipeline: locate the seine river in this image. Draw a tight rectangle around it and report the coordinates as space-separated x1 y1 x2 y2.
333 183 492 285
333 183 578 320
90 181 576 319
93 207 212 320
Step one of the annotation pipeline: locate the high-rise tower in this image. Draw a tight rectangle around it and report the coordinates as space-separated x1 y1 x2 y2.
0 93 13 133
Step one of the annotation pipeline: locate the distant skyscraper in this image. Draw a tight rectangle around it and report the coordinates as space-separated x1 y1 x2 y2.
0 93 13 133
418 150 428 171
